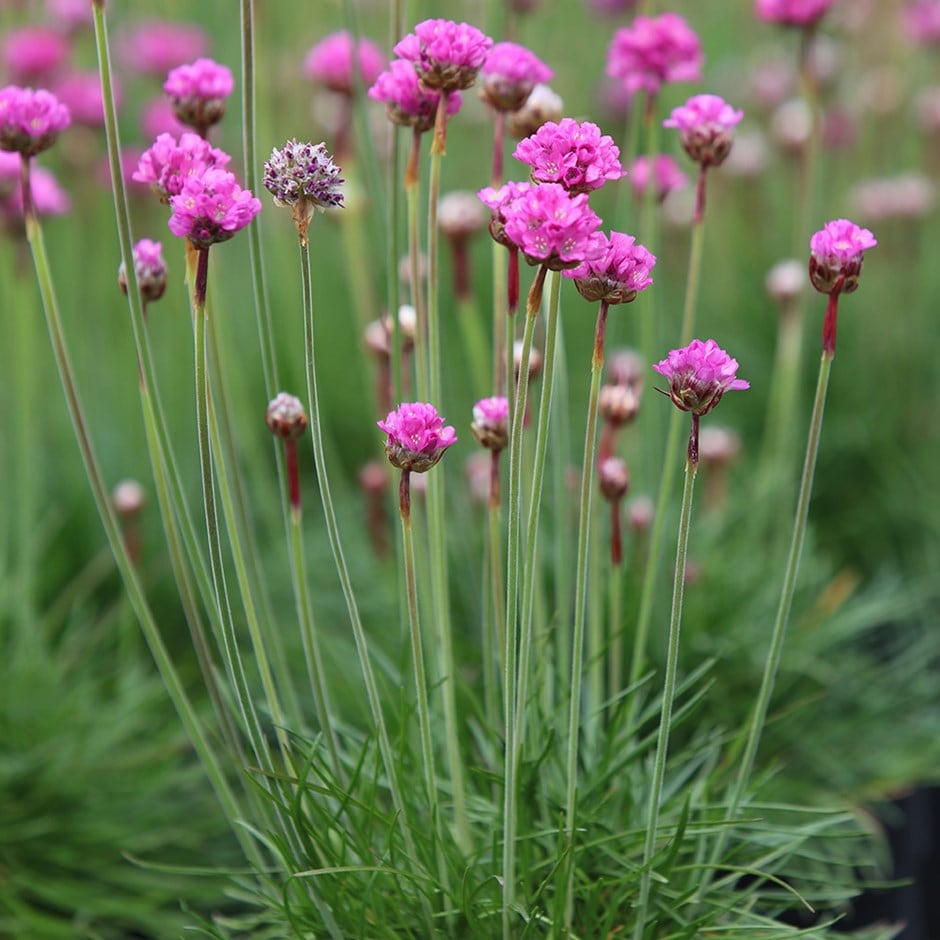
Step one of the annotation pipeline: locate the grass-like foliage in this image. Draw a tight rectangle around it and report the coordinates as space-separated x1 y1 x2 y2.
2 0 939 937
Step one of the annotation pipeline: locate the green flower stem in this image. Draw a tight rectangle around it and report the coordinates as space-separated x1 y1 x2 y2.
712 345 835 873
632 419 700 940
607 527 625 702
679 205 707 346
502 262 547 940
485 449 506 731
561 298 610 930
405 130 429 401
387 128 404 404
21 189 260 868
299 236 429 917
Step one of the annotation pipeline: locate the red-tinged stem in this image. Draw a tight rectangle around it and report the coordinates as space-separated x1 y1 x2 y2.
450 236 471 301
610 500 623 566
399 467 411 521
405 126 421 188
433 90 449 155
688 413 701 468
284 438 301 512
19 155 33 221
821 280 844 357
693 164 708 226
193 244 210 309
490 448 501 510
508 245 519 316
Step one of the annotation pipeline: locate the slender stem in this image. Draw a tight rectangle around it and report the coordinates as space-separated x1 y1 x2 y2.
632 423 699 940
679 207 707 346
492 239 508 397
387 127 403 404
406 134 429 400
486 449 506 730
607 523 624 700
561 299 610 929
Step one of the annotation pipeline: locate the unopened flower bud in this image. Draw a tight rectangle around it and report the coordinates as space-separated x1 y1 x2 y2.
628 495 654 533
808 218 877 295
118 238 167 305
266 392 308 440
506 83 563 139
471 396 509 451
699 425 741 467
598 456 630 502
607 348 646 390
438 190 487 240
359 460 389 495
112 478 146 517
765 259 805 306
599 383 640 426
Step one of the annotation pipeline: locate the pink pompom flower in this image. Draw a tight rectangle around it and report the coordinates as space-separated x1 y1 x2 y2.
808 218 877 295
394 19 493 93
629 153 688 203
54 70 118 127
163 58 234 133
653 338 749 417
1 27 70 84
501 182 606 270
303 31 386 95
479 41 554 112
903 0 940 46
564 231 656 305
368 59 463 133
119 238 168 304
2 164 70 220
0 85 71 157
513 117 625 194
133 131 231 202
755 0 835 27
168 167 262 247
118 20 208 76
606 13 703 97
378 402 458 473
663 94 744 168
471 396 510 451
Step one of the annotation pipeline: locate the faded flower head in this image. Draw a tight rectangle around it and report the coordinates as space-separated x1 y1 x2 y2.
168 167 262 247
368 58 463 133
378 401 458 473
664 94 744 168
564 230 655 304
1 27 70 84
394 19 493 93
303 31 386 95
471 396 510 451
599 382 641 426
163 57 234 131
653 338 749 416
507 83 564 139
755 0 836 27
133 131 231 202
599 456 630 502
513 117 624 194
765 258 806 306
500 181 606 269
629 153 688 203
479 41 554 112
266 392 309 440
54 70 116 127
808 218 877 294
606 13 703 96
119 238 168 304
263 139 344 216
119 20 208 76
438 189 487 239
0 85 71 156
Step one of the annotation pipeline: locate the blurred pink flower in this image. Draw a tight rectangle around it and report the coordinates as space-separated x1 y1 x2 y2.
45 0 94 30
629 154 688 203
368 58 462 132
903 0 940 45
54 70 118 126
140 97 187 139
164 57 234 132
394 19 493 92
755 0 836 27
850 173 935 221
0 84 71 156
2 164 70 217
808 218 877 294
167 166 261 247
378 401 458 472
663 94 743 167
119 238 168 304
1 26 70 83
118 20 208 76
564 230 655 304
653 338 749 416
133 131 231 201
303 31 386 95
0 150 20 197
479 41 553 112
471 396 510 451
513 117 624 193
606 13 703 96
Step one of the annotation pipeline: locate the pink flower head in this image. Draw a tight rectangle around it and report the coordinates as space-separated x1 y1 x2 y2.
133 131 231 202
606 13 703 97
140 97 187 139
2 164 70 219
808 218 877 295
471 396 510 451
118 20 208 76
755 0 835 27
119 238 168 304
393 19 493 93
478 179 534 247
163 58 234 132
45 0 94 31
168 167 262 247
378 401 458 472
663 94 744 168
500 182 606 269
303 31 386 95
629 153 688 203
479 41 554 112
563 231 656 305
54 70 118 127
368 59 462 133
653 338 749 416
1 27 70 84
513 117 625 194
904 0 940 46
0 85 71 156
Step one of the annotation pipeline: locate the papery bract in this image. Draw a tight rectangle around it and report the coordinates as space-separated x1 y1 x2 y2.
471 396 510 451
808 218 877 294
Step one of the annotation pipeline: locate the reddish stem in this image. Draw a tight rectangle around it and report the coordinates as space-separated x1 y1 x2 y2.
687 413 700 468
193 244 210 308
821 280 843 358
432 91 449 155
285 438 301 512
593 300 610 370
19 154 33 222
399 469 412 522
610 500 623 567
405 127 422 188
507 246 520 317
693 164 708 226
450 236 471 301
489 448 502 510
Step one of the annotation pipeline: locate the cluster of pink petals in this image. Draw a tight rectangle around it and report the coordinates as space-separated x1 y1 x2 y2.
168 166 261 247
513 117 624 194
118 20 208 76
46 0 94 30
664 94 744 167
2 164 70 218
606 13 703 96
164 57 234 103
303 31 386 95
394 19 493 92
754 0 835 27
903 0 940 45
54 71 116 127
629 153 688 202
120 238 168 303
140 97 187 139
1 27 70 84
500 182 606 268
0 85 71 156
654 338 749 417
479 41 553 111
133 131 231 200
471 395 510 450
368 59 463 132
378 401 458 473
808 218 876 294
564 231 655 305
